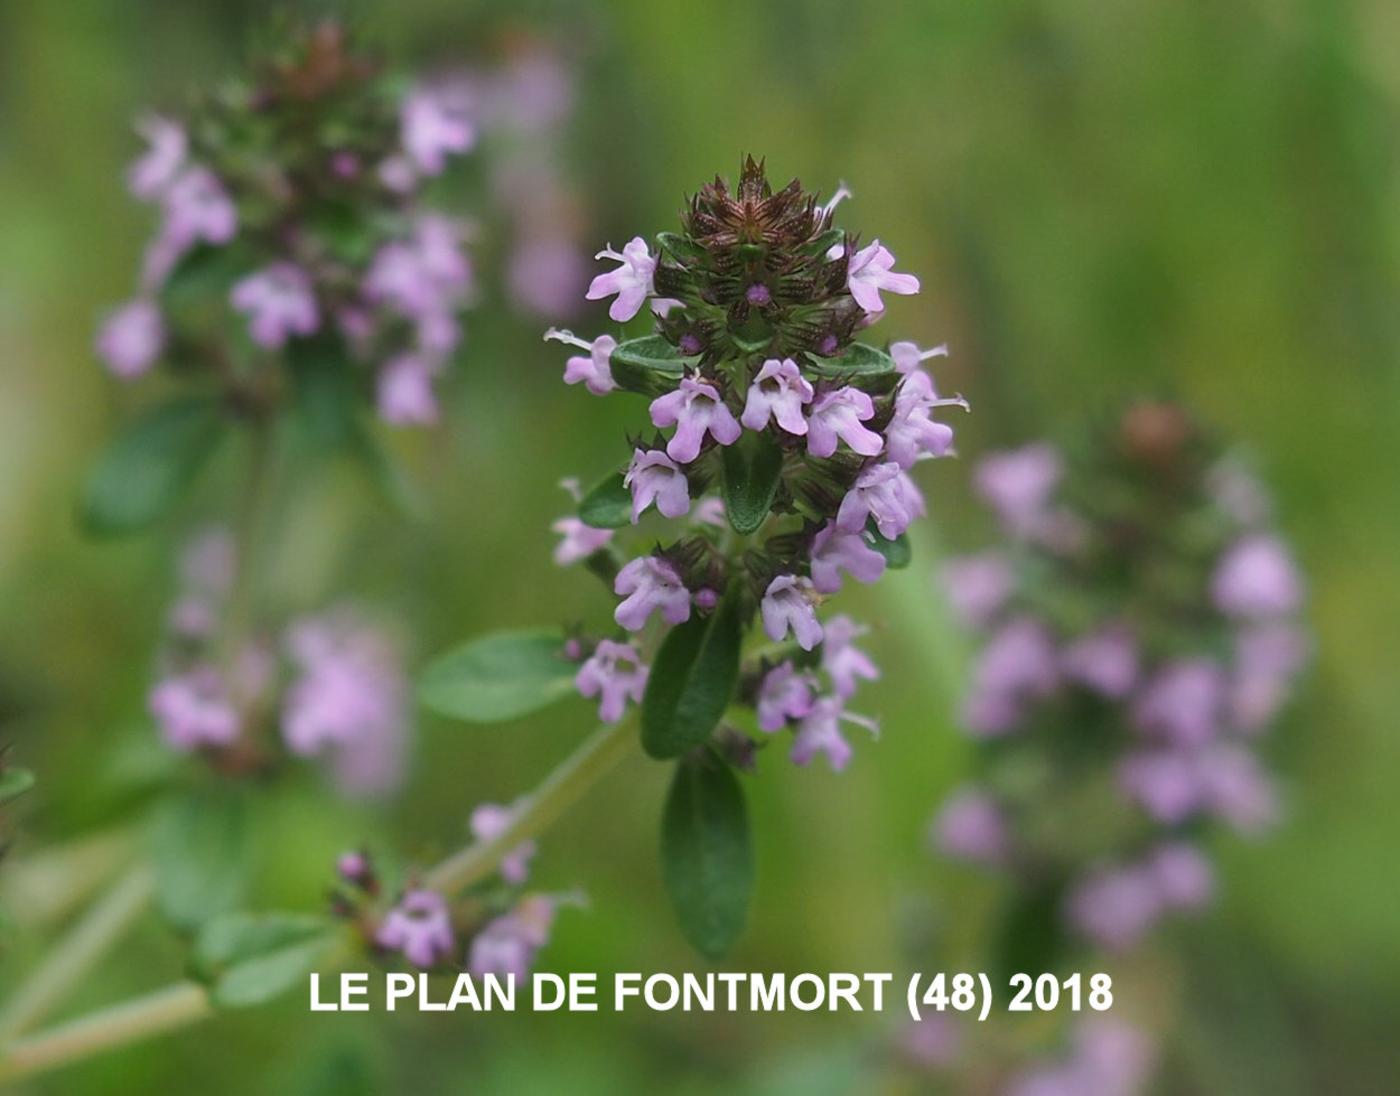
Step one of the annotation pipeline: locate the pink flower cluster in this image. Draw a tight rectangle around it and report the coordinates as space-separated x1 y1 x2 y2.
364 800 562 978
544 170 967 761
94 40 474 427
933 420 1307 951
147 532 410 797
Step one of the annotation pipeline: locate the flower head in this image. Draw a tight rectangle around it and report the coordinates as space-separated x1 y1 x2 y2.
544 328 617 396
756 662 817 732
846 240 920 314
575 640 649 723
470 803 537 885
1211 535 1303 619
230 262 320 349
468 895 556 979
760 575 823 651
376 889 455 968
149 667 240 751
624 448 691 523
127 116 187 200
649 376 742 464
806 386 883 459
400 88 475 175
96 299 164 379
741 358 814 436
810 522 886 594
614 556 691 631
790 695 878 772
586 237 655 322
821 614 880 698
836 462 917 539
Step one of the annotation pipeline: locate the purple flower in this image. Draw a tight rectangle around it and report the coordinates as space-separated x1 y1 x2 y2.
624 448 690 522
941 553 1014 629
649 376 742 464
836 462 917 539
901 1014 961 1070
885 369 966 468
755 662 817 731
806 386 883 458
281 611 409 798
509 238 587 317
821 614 880 698
1010 1020 1155 1096
401 88 475 175
179 527 236 596
230 262 319 349
1061 625 1139 699
575 640 649 723
586 236 655 322
974 444 1062 536
544 328 617 396
364 216 471 350
810 521 886 594
551 517 613 566
693 497 728 527
1131 659 1226 746
376 354 441 426
1199 744 1279 832
1148 842 1214 911
1211 535 1303 619
888 340 948 375
933 786 1010 865
1118 749 1203 824
1229 624 1308 731
336 850 371 886
127 115 187 200
760 575 823 651
790 695 878 772
468 895 556 980
740 358 814 436
962 618 1059 736
470 803 537 885
1064 866 1162 952
149 667 240 751
96 299 163 379
375 889 455 968
845 240 920 314
614 556 691 631
158 166 237 250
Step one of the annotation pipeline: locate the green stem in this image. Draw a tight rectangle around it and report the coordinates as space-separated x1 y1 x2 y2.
0 984 214 1086
0 827 138 931
0 719 639 1082
218 417 278 668
0 865 155 1043
424 718 637 894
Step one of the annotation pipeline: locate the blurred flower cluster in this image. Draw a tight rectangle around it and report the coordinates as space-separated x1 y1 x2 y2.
547 156 966 772
149 529 410 798
95 20 475 426
933 402 1308 952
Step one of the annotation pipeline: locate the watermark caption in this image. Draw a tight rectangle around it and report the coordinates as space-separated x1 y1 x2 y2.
310 971 1113 1020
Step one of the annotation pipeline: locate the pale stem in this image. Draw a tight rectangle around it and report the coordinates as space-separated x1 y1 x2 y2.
0 865 156 1043
0 827 138 930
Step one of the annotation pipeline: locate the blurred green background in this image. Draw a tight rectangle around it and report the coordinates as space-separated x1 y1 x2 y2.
1 0 1398 1091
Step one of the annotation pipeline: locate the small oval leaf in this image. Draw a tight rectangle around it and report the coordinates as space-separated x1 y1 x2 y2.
82 397 227 538
578 471 632 529
150 787 251 932
193 912 335 1008
806 343 898 393
609 335 692 396
866 522 912 568
661 755 753 959
419 629 576 723
0 768 35 805
721 433 784 535
641 589 743 759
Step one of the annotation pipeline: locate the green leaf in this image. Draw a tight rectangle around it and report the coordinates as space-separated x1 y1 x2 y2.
0 768 35 805
150 788 251 932
419 629 576 723
866 522 912 568
801 227 845 256
609 335 691 395
347 424 427 520
193 912 335 1008
288 338 359 448
661 754 753 959
806 342 898 393
641 588 743 759
578 471 632 529
656 232 708 266
721 432 785 535
81 397 226 537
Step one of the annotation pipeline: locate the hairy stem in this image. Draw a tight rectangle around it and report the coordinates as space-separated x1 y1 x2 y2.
424 718 637 894
0 984 214 1085
0 719 638 1081
0 865 156 1043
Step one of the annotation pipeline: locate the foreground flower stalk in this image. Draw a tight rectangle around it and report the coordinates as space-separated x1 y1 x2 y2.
424 155 967 956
